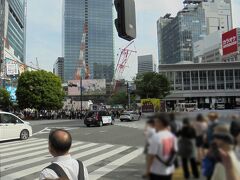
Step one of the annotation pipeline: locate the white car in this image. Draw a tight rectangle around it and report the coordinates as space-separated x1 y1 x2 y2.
0 111 32 141
120 111 140 121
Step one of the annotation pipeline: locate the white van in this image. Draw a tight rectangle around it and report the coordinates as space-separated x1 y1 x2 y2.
0 112 32 141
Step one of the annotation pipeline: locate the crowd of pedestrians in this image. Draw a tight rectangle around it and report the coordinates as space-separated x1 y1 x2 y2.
143 112 240 180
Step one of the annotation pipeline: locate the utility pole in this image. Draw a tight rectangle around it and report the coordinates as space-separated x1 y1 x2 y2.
80 75 83 116
127 82 130 110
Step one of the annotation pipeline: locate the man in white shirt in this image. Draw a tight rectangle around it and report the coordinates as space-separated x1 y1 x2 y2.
147 113 178 180
39 129 89 180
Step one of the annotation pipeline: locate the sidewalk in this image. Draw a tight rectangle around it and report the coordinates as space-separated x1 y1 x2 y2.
173 168 204 180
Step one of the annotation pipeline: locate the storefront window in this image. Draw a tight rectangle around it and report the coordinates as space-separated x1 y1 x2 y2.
216 70 224 90
191 71 199 90
225 70 233 90
183 71 190 90
208 70 215 90
199 71 207 90
235 69 240 89
175 72 182 91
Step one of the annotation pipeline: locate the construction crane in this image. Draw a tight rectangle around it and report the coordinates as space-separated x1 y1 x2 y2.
74 23 90 80
113 41 137 93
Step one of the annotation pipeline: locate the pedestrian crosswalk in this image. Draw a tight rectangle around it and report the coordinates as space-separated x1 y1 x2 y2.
115 120 145 130
0 138 143 180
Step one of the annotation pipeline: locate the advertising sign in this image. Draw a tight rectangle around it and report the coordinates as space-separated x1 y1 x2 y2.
68 79 106 96
141 99 161 113
6 86 17 101
222 28 238 56
6 61 19 75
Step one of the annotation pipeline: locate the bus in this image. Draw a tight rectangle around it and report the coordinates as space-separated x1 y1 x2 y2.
175 103 198 112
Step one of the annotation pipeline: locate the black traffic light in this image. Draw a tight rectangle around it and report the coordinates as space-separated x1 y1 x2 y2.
114 0 136 41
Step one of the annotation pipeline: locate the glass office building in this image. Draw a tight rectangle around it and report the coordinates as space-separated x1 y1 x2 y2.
0 0 5 62
63 0 114 82
3 0 26 62
158 4 206 64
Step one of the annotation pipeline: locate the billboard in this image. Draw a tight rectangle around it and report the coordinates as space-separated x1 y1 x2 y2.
68 79 106 96
6 86 17 101
6 61 19 75
222 28 238 56
141 99 160 113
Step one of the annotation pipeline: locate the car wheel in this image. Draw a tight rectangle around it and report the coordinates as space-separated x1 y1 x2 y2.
86 124 90 127
120 119 123 122
99 121 103 127
20 130 29 140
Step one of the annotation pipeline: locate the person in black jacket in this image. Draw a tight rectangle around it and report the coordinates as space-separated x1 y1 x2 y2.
177 118 199 180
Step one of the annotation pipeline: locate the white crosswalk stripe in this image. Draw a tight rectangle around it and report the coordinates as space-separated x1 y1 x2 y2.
115 120 145 130
0 138 143 180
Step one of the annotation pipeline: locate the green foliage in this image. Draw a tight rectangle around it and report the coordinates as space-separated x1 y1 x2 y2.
16 70 64 110
0 88 11 109
108 91 128 106
134 72 171 99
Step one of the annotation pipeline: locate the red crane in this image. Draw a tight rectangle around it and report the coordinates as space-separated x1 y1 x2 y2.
113 41 137 93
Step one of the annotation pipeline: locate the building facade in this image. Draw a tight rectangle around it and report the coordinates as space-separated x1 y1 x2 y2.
63 0 114 82
1 0 26 63
157 4 207 64
160 62 240 109
194 31 222 63
53 57 64 81
157 0 232 64
138 55 154 74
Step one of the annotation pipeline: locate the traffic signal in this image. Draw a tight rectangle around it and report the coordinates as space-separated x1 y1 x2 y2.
114 0 136 41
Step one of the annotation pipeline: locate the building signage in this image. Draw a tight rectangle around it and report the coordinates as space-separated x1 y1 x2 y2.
222 28 238 56
68 79 106 96
6 62 19 75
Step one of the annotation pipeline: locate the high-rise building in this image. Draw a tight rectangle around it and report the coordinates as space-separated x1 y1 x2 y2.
53 57 64 81
63 0 114 82
0 0 26 63
157 4 207 64
157 0 232 65
138 55 154 74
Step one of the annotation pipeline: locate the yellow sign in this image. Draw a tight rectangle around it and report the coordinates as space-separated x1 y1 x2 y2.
141 98 161 112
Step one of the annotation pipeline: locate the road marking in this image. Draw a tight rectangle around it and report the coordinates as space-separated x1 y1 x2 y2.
32 127 49 136
0 140 48 156
0 138 39 148
89 148 143 180
84 146 130 166
0 142 94 172
0 141 93 164
0 138 142 180
0 138 46 152
33 127 80 136
0 144 113 179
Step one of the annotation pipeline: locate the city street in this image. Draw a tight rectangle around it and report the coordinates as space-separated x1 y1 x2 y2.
0 118 147 180
1 110 239 180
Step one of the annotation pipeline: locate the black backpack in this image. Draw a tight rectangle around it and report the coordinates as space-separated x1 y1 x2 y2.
45 160 84 180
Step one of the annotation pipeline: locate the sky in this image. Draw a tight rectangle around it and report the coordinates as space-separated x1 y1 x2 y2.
26 0 240 80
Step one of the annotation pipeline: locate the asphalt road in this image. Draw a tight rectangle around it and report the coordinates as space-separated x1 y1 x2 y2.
1 109 239 180
0 118 147 180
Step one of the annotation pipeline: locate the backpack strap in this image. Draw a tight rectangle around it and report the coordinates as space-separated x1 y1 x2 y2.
46 163 69 179
77 160 84 180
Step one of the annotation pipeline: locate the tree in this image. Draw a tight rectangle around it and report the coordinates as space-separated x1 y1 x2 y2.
108 91 128 106
0 88 11 110
134 72 171 99
16 70 65 110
